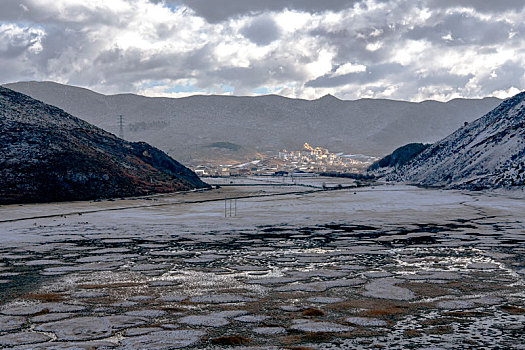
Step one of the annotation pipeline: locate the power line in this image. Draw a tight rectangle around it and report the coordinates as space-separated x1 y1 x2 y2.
119 115 124 139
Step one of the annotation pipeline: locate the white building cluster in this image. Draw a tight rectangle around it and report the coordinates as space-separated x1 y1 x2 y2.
192 143 376 177
278 143 358 171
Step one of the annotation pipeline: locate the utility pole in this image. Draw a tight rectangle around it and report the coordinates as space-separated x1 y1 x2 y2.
224 199 238 217
119 115 124 139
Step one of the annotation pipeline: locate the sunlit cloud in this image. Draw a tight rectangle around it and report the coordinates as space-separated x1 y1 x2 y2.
0 0 524 101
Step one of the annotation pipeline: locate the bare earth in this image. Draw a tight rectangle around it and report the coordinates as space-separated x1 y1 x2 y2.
0 177 524 349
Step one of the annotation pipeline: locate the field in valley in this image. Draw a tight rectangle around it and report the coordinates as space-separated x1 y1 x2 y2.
0 178 524 349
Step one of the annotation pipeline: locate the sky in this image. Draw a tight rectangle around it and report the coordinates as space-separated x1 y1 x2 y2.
0 0 524 101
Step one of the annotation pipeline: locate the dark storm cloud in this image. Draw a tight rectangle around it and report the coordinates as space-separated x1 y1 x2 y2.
0 0 120 26
427 0 525 13
415 71 475 88
240 16 281 46
476 62 525 92
309 63 476 94
171 0 360 23
89 47 195 86
28 24 108 83
0 0 28 21
201 51 307 93
310 27 394 64
306 63 406 88
406 13 513 46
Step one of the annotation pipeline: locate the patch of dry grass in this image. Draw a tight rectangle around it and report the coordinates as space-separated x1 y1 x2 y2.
302 308 325 317
400 282 452 298
420 317 459 326
278 335 302 345
23 293 64 302
360 307 406 317
210 335 250 345
404 329 421 337
443 311 489 317
300 332 332 343
501 305 525 314
424 325 453 335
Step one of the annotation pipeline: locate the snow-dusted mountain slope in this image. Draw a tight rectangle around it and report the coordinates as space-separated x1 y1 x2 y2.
388 91 525 189
0 87 207 204
4 81 501 162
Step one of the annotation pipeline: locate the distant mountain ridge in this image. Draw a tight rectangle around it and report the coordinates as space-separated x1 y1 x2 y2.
386 91 525 189
4 81 502 163
0 87 207 204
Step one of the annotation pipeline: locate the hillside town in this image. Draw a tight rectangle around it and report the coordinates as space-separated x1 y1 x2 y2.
191 143 378 177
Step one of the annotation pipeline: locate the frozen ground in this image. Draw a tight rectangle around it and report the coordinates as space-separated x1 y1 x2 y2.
0 179 524 349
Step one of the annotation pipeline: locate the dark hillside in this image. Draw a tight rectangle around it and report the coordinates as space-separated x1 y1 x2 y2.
0 87 208 204
368 143 430 171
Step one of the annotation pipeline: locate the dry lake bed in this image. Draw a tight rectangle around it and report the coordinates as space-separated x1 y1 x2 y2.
0 177 524 349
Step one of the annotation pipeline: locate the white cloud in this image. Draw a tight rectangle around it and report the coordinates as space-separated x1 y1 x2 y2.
492 86 521 99
0 0 523 101
365 42 382 51
0 23 45 54
334 63 367 76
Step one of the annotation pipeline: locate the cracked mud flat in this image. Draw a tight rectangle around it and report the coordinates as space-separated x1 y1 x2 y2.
0 181 524 349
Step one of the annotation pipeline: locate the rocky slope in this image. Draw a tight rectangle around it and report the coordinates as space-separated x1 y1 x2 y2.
387 92 525 189
4 81 501 162
0 87 208 204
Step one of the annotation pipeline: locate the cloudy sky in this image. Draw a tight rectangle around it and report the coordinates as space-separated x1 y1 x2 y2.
1 0 524 101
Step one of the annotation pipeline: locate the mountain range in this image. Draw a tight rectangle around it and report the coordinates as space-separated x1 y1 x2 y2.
0 87 207 204
4 81 502 164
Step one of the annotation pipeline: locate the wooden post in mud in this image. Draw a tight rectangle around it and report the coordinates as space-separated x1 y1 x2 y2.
234 199 237 217
229 199 232 217
224 199 227 217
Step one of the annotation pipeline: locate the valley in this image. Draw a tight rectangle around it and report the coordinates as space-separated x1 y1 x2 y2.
0 179 524 348
1 0 524 348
